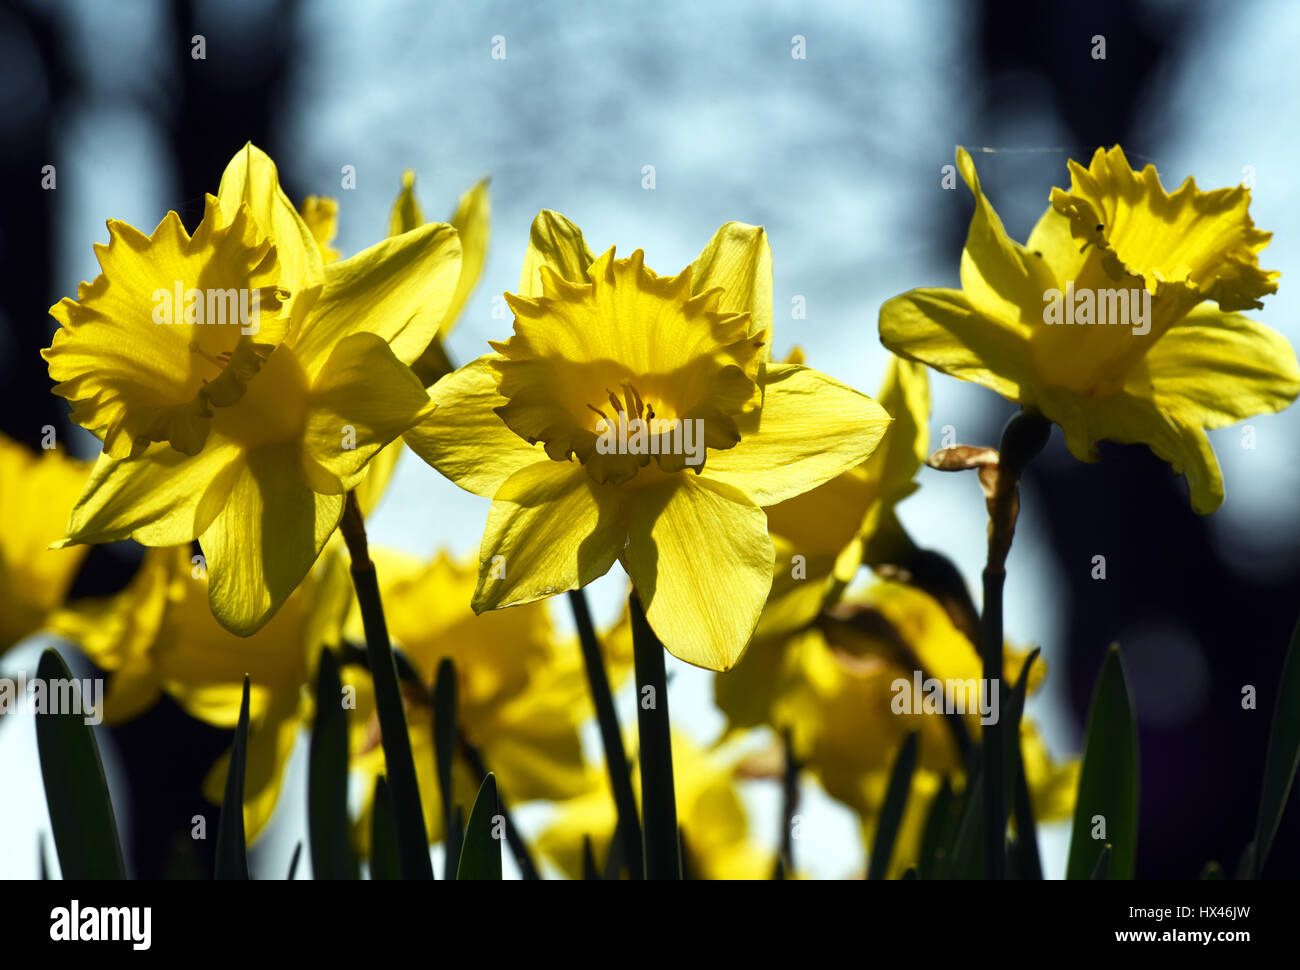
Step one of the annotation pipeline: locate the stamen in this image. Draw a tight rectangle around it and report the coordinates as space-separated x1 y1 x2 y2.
586 402 609 421
622 382 644 419
605 389 625 413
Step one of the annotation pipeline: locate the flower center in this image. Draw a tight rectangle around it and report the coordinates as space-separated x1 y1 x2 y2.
211 343 310 449
489 248 767 486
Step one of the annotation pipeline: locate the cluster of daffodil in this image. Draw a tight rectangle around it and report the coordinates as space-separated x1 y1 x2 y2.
7 142 1299 880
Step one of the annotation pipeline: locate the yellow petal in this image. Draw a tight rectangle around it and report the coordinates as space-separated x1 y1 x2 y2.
351 441 403 517
216 142 324 299
1133 306 1300 430
0 435 92 649
870 355 930 501
291 221 462 379
303 332 434 493
703 364 892 507
1036 384 1224 513
518 210 595 296
387 170 425 237
403 354 544 497
63 438 244 547
300 195 341 263
954 146 1058 328
473 459 623 612
621 475 773 671
440 178 490 336
879 287 1031 402
690 222 772 338
200 447 344 635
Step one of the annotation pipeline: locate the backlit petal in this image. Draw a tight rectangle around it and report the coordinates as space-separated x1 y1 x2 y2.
621 475 773 671
879 286 1032 402
704 364 892 506
473 459 622 611
303 332 434 493
403 354 545 498
200 447 344 635
292 221 461 378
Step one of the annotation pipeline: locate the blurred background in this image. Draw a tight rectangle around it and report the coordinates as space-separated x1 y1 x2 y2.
2 0 1298 878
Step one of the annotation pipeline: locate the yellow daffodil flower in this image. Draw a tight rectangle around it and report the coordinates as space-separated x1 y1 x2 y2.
0 432 92 652
758 349 929 641
880 146 1300 513
344 548 626 852
716 579 1077 877
537 731 772 880
406 211 892 671
50 544 352 839
346 170 493 517
44 143 463 635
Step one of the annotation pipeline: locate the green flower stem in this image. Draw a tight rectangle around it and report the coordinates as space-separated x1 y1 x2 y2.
568 589 645 879
340 491 433 880
628 592 681 880
776 727 799 879
980 411 1050 880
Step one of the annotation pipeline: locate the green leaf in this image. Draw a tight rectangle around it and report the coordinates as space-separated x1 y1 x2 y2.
457 773 502 880
433 656 459 880
1251 614 1300 877
1007 649 1043 880
918 776 955 880
34 648 125 880
346 532 433 880
946 769 984 879
214 674 251 880
369 776 401 880
868 731 919 879
1066 646 1138 880
629 593 680 880
308 649 358 879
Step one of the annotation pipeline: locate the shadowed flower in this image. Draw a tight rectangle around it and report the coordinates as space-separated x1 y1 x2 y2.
406 211 892 671
757 349 929 641
44 143 462 634
717 579 1077 877
0 432 92 653
49 544 352 840
346 170 493 517
880 146 1300 513
537 731 772 880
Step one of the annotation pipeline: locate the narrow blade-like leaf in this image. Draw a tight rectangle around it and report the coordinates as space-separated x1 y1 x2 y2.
1251 614 1300 877
457 773 502 880
868 732 919 879
214 675 251 880
309 649 358 879
1065 646 1138 880
34 648 124 880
